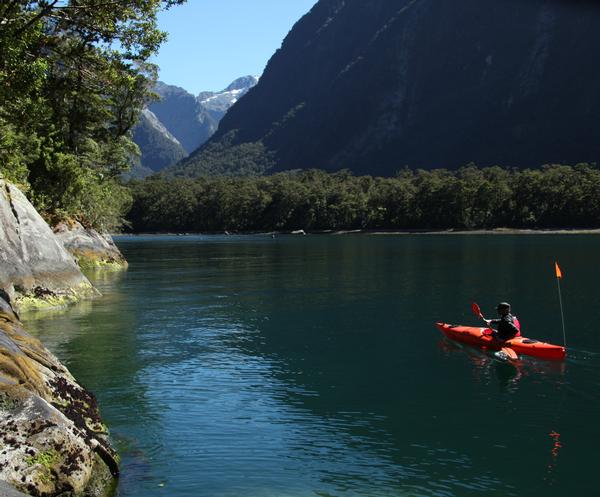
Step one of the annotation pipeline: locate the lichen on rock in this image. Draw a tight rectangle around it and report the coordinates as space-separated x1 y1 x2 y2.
0 300 118 496
53 221 128 272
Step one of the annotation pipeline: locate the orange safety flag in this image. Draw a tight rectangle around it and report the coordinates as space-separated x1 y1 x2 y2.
555 261 563 279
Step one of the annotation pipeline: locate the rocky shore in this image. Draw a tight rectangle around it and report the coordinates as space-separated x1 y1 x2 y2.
0 180 97 312
0 297 119 496
0 179 123 495
54 222 127 271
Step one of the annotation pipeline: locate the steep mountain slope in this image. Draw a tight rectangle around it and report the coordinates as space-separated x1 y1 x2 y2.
173 0 600 177
132 108 187 176
131 76 258 174
149 81 215 154
199 76 260 119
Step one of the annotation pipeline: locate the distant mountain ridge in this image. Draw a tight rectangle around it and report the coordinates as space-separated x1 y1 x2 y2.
131 108 187 176
171 0 600 178
131 76 258 176
199 76 261 117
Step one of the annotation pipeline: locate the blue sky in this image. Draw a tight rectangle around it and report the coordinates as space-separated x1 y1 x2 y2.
152 1 317 95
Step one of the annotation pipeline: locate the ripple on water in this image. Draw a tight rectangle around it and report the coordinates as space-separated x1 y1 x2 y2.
22 235 600 497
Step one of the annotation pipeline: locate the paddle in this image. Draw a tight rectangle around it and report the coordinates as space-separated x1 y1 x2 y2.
471 302 518 361
471 302 484 320
471 302 491 334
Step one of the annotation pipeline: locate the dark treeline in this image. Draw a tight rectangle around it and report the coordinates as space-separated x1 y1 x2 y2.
126 164 600 232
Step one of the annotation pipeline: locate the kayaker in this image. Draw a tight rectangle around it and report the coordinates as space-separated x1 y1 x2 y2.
484 302 521 341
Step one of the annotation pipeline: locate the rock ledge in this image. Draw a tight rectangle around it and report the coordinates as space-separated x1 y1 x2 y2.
0 299 118 496
54 221 128 271
0 180 99 312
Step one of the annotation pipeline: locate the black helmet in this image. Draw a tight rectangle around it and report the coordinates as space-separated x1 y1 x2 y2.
496 302 511 311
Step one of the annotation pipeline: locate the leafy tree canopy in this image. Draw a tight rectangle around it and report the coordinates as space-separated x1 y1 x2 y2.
126 164 600 233
0 0 185 230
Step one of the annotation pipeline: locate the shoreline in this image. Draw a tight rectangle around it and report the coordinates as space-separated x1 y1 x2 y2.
114 227 600 237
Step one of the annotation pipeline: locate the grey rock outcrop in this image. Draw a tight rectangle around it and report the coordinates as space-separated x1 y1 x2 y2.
0 180 98 311
0 481 31 497
0 299 118 496
54 221 128 270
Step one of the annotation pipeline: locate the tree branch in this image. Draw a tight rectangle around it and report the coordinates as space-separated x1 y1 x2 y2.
13 0 60 37
0 1 21 22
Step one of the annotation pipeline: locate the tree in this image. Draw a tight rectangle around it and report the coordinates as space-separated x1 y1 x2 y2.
0 0 186 229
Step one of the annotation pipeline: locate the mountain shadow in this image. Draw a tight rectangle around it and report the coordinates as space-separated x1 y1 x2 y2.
173 0 600 177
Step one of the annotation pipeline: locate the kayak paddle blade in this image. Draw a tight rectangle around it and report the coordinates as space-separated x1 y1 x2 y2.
501 347 519 361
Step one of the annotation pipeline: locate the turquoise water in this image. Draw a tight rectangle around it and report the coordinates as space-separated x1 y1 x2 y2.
24 235 600 497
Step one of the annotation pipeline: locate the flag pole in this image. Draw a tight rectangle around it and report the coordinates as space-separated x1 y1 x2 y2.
555 261 567 348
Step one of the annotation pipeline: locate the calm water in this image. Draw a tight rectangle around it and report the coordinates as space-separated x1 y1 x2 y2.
24 235 600 497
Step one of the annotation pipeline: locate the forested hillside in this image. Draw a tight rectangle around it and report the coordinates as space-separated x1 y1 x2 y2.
0 0 184 230
128 164 600 233
174 0 600 177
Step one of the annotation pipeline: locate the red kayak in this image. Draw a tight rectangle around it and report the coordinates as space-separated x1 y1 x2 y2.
435 323 566 361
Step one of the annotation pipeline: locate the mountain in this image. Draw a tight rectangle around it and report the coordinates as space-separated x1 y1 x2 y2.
198 76 261 119
131 76 258 175
131 108 187 177
171 0 600 178
149 81 215 154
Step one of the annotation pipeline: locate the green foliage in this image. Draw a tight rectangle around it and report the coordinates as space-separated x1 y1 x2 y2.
25 449 58 468
168 131 275 177
0 118 42 188
25 449 59 484
126 164 600 233
0 1 185 230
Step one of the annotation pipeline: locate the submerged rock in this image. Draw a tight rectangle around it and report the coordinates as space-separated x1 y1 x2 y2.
0 481 30 497
0 298 118 496
53 221 128 271
0 180 98 312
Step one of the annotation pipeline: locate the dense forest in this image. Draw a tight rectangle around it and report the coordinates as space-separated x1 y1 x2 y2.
126 164 600 233
0 0 184 231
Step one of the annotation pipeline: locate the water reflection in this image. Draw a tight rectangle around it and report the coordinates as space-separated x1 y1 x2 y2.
23 266 167 496
20 235 600 497
545 431 563 485
437 337 568 394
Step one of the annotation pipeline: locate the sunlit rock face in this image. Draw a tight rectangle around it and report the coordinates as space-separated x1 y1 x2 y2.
54 221 128 271
0 180 98 311
0 299 118 496
180 0 600 177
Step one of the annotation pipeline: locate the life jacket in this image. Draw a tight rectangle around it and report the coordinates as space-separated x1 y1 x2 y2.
513 315 521 337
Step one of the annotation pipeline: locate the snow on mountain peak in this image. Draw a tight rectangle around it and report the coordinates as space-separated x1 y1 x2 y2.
197 76 258 112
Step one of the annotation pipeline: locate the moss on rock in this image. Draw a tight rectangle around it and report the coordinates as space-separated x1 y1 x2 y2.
0 302 118 496
13 282 100 314
1 180 100 314
53 221 128 272
71 250 127 271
